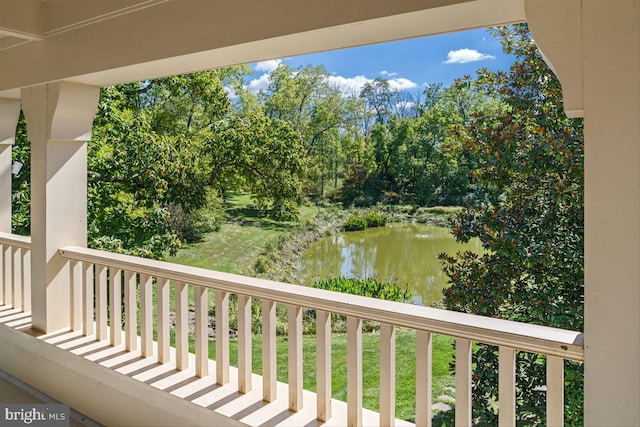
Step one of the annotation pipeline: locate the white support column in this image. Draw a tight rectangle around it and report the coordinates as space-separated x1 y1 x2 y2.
527 1 640 425
0 98 21 233
21 82 100 333
582 1 640 425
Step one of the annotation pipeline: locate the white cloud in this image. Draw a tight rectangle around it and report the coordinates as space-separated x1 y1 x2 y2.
444 48 495 64
325 75 418 95
388 78 418 91
326 74 372 94
223 85 238 98
245 73 271 94
381 70 398 77
255 59 283 72
396 101 416 110
244 70 418 97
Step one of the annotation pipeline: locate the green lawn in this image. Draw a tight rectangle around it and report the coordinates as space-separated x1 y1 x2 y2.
172 193 318 275
172 221 280 274
170 194 456 422
185 328 454 422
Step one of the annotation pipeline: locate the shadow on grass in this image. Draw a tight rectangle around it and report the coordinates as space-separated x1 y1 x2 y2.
224 204 295 232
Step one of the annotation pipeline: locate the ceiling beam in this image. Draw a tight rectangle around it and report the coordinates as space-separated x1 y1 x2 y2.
43 0 170 36
0 0 525 93
0 0 44 40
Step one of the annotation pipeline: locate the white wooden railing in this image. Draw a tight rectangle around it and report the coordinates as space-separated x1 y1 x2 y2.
0 232 31 313
57 245 583 427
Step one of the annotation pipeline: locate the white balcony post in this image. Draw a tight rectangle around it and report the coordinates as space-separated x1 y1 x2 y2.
415 331 432 427
582 2 640 424
316 310 332 422
526 1 640 424
0 98 21 233
455 338 472 426
347 316 362 427
21 82 99 333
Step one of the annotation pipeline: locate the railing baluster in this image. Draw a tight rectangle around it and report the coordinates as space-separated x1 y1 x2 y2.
140 274 153 357
52 245 585 427
316 310 332 422
21 248 30 313
455 338 472 426
3 243 11 306
547 356 564 427
124 270 137 351
237 294 252 393
0 244 4 305
12 246 21 311
288 304 303 411
69 259 81 331
157 277 170 363
380 323 396 426
175 281 188 370
347 316 362 427
262 299 276 402
215 290 229 385
498 346 516 427
96 264 107 341
195 285 208 377
416 330 433 427
110 267 122 346
82 262 94 336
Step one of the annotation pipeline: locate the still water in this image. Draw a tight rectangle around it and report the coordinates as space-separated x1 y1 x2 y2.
295 223 484 306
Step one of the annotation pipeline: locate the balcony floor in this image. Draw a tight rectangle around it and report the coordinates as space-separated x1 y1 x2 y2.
0 304 414 426
0 369 101 427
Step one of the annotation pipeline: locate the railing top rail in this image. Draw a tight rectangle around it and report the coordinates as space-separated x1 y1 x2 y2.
0 232 32 249
59 245 584 361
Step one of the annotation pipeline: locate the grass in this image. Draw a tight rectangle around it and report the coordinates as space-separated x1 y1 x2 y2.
172 193 319 275
183 328 454 422
169 193 457 421
172 222 280 274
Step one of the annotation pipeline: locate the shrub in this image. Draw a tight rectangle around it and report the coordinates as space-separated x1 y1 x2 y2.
312 277 412 332
352 195 376 207
363 211 388 227
394 205 417 214
343 215 367 231
269 200 299 221
166 203 221 243
312 277 411 303
344 212 388 231
166 191 225 243
340 164 382 207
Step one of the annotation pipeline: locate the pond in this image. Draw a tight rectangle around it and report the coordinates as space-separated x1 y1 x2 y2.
295 223 485 306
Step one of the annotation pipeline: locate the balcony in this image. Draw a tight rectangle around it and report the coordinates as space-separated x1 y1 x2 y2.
0 1 637 425
0 232 584 426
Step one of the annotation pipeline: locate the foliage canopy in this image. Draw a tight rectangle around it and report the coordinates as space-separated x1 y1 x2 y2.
439 25 584 425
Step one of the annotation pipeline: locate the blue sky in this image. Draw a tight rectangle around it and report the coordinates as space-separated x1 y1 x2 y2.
246 28 514 95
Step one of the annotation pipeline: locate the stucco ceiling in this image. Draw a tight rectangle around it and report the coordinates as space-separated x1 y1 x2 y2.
0 0 525 98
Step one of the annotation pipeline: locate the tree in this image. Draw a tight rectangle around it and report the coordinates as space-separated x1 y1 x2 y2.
89 68 309 255
360 77 400 125
89 83 210 257
11 114 30 236
260 64 354 198
142 71 232 135
439 25 584 425
10 84 202 258
207 113 305 220
13 69 306 257
434 83 506 206
343 81 495 207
